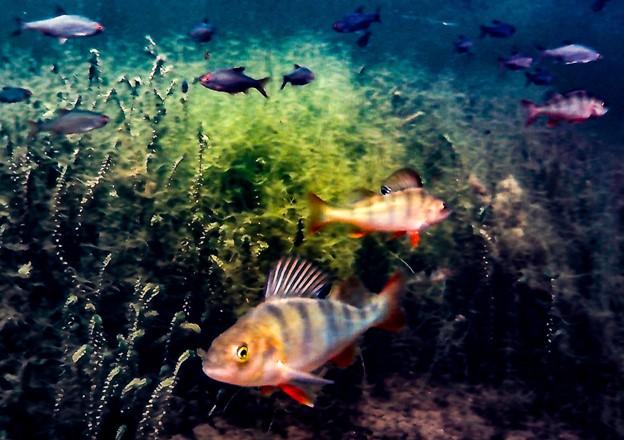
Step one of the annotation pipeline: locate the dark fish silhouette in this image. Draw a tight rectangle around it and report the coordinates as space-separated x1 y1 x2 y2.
281 64 315 90
454 35 473 54
592 0 610 11
181 80 189 94
356 31 372 48
333 6 381 33
189 19 215 43
12 10 104 44
199 67 270 98
525 68 555 86
0 86 32 103
479 20 515 38
28 109 109 137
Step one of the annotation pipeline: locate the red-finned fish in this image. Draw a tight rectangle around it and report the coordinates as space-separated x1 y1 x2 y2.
521 91 608 128
538 44 601 65
12 13 104 44
200 256 406 407
28 109 109 138
199 67 270 98
308 168 450 248
333 6 381 33
281 64 315 90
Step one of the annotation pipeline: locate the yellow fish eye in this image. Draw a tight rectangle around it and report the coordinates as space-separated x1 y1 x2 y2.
236 343 249 362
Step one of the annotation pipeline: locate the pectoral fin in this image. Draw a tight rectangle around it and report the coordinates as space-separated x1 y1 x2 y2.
276 361 333 385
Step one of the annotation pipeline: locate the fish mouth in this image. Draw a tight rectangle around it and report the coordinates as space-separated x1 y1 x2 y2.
202 365 233 383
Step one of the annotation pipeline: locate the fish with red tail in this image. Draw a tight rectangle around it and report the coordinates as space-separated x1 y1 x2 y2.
308 168 450 248
200 256 406 407
12 8 104 44
199 67 270 98
521 90 607 128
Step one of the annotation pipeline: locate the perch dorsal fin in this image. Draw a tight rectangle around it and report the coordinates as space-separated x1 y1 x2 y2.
231 66 245 73
264 256 327 299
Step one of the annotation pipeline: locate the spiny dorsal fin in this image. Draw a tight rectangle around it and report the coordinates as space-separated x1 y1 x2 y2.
264 256 327 299
380 168 423 195
328 276 373 308
294 63 301 69
355 6 365 13
55 5 67 16
348 188 376 203
231 66 245 73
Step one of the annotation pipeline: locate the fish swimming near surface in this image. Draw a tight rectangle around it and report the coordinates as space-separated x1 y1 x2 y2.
189 19 216 43
538 44 601 64
453 35 473 54
525 68 555 86
498 52 533 71
199 67 270 98
333 6 381 33
0 86 32 103
308 168 450 248
479 20 515 38
12 10 104 44
281 64 315 90
521 90 608 128
200 256 407 407
28 109 109 137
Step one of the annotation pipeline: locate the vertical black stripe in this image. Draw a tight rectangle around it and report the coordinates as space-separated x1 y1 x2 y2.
265 303 289 347
292 301 312 349
341 303 353 337
321 301 338 343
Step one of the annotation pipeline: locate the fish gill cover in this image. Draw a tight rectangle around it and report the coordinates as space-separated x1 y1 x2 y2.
0 1 623 439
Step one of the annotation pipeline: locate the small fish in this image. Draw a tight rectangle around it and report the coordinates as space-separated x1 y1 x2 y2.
181 79 189 94
189 19 215 43
200 256 406 407
498 53 533 71
0 86 32 103
28 109 109 137
524 68 554 86
479 20 515 38
12 13 104 44
356 31 372 48
333 6 381 33
454 35 473 54
204 51 211 60
308 168 450 248
281 64 315 90
199 67 270 98
592 0 610 12
521 90 607 128
538 44 601 64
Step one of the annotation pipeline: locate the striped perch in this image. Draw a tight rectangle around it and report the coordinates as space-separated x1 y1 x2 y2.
200 256 406 407
308 168 450 248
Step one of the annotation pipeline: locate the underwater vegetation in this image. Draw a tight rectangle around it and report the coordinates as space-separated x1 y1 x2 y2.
0 12 623 440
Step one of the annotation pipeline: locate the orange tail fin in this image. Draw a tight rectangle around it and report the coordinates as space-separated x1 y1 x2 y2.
374 271 407 332
308 192 331 233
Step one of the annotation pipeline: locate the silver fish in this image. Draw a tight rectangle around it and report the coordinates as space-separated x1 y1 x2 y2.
13 14 104 44
539 44 601 64
28 109 109 137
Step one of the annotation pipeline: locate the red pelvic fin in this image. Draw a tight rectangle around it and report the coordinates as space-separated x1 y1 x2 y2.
259 385 278 396
408 231 420 248
279 383 315 407
330 343 358 368
390 231 406 240
349 230 369 239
